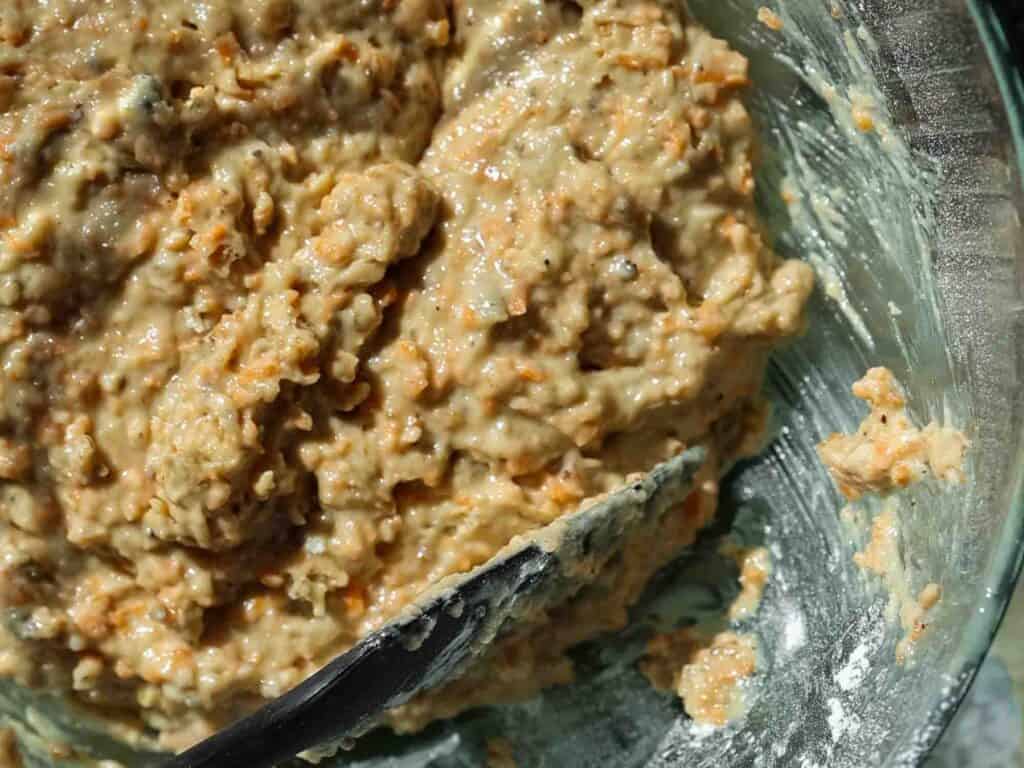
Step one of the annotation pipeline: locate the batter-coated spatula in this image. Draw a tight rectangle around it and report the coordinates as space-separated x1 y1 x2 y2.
162 446 706 768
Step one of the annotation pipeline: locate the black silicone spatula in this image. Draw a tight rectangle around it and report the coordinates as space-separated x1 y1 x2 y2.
161 446 706 768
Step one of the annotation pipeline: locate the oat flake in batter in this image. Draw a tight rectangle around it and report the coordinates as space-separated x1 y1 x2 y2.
0 0 812 750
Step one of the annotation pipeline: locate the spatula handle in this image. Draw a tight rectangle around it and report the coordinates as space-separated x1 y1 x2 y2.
162 545 550 768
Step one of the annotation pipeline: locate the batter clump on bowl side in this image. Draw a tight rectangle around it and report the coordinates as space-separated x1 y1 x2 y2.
818 367 967 665
818 367 968 501
0 0 812 750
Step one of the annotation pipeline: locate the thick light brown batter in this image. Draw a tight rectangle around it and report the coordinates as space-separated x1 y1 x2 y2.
0 0 812 749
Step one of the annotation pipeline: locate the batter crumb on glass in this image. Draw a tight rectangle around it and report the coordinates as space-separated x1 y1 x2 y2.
820 368 962 664
0 728 21 768
817 367 968 500
485 737 517 768
642 629 757 726
756 7 784 31
724 545 771 621
853 500 943 664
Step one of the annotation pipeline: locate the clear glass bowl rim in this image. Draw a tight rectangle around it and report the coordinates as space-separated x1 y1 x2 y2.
919 0 1024 758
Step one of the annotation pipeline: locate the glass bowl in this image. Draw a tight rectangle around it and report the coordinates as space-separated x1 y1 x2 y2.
2 0 1022 765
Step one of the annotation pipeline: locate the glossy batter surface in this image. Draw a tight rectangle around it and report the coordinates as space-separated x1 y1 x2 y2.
0 0 811 748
